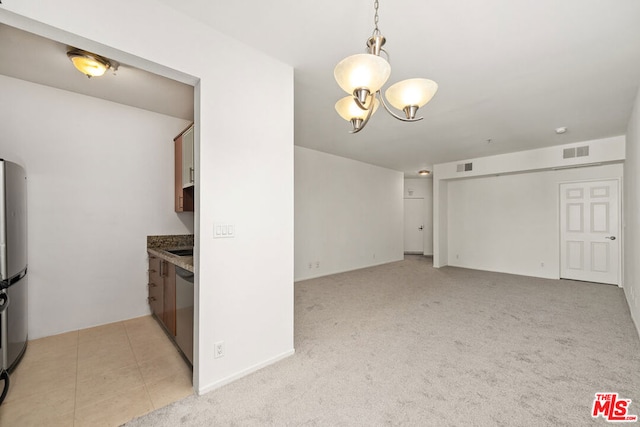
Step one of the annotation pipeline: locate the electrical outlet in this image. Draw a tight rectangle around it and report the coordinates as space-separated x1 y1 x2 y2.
308 262 312 269
214 341 225 359
315 261 320 268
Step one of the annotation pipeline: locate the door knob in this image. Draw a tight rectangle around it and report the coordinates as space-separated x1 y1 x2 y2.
605 236 616 240
419 226 424 230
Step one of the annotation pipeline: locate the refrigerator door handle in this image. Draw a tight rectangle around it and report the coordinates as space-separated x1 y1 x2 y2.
0 267 27 290
0 293 9 314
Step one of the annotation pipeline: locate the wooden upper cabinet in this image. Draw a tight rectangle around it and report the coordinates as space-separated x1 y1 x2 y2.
174 124 194 212
182 126 194 188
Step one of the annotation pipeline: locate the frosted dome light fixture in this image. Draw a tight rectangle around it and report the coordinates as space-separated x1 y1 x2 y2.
67 48 118 78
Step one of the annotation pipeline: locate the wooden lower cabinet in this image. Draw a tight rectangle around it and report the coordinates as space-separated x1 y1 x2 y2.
148 253 177 336
148 255 164 319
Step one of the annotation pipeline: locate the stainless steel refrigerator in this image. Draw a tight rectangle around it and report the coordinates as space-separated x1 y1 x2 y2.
0 159 28 381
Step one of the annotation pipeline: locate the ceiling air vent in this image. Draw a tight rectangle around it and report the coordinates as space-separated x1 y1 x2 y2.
576 146 589 157
457 162 473 172
563 146 589 159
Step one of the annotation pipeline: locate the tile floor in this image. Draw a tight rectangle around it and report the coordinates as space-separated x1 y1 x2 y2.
0 315 193 426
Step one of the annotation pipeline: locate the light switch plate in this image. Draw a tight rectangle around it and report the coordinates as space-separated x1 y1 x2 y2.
214 223 235 238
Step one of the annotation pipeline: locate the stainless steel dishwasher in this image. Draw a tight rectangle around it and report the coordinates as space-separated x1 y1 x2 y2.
174 266 194 364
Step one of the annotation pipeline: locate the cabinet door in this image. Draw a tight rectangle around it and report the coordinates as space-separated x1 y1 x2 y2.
163 262 177 336
148 256 164 317
174 134 184 212
182 126 194 188
174 133 194 212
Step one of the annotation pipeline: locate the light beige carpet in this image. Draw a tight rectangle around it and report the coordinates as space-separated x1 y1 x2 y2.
125 256 640 426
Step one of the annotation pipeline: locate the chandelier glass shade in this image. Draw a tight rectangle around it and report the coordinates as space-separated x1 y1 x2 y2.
333 0 438 133
334 54 391 95
335 96 380 131
385 78 438 112
335 96 380 120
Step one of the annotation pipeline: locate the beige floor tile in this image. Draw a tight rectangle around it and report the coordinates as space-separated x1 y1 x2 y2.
22 331 78 364
123 315 161 337
4 352 77 403
3 318 190 426
74 385 154 427
16 346 77 375
129 333 178 364
78 331 130 353
77 339 137 379
138 347 191 386
78 322 127 344
0 411 74 427
0 384 75 427
75 363 145 409
146 371 194 410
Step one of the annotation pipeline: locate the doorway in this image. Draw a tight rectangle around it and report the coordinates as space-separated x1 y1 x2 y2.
559 179 620 285
404 198 424 254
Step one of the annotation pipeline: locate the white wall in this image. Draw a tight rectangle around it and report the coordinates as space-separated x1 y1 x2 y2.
446 164 623 278
435 136 625 179
624 86 640 337
0 75 192 339
403 178 433 255
1 0 294 395
295 147 403 281
433 136 626 268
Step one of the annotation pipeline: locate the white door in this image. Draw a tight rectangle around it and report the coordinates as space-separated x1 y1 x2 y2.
404 198 424 253
560 180 620 285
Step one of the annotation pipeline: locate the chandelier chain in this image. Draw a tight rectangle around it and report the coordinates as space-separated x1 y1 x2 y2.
373 0 380 35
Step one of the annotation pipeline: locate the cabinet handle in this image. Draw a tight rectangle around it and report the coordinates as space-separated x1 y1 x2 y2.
148 283 157 288
147 269 156 273
189 167 194 183
159 261 164 277
148 296 156 303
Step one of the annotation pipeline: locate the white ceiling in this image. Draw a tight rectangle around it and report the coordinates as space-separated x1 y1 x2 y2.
159 0 640 176
4 1 640 177
0 24 194 121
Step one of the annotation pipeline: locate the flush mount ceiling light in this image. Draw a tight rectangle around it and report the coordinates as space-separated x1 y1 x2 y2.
66 48 118 78
418 169 431 176
334 0 438 133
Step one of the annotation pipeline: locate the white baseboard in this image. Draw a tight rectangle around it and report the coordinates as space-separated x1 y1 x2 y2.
294 257 404 282
196 348 295 396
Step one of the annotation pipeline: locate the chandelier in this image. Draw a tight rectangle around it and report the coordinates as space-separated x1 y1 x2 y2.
334 0 438 133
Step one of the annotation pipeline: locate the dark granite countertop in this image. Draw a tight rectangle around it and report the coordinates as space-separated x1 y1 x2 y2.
147 234 194 272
